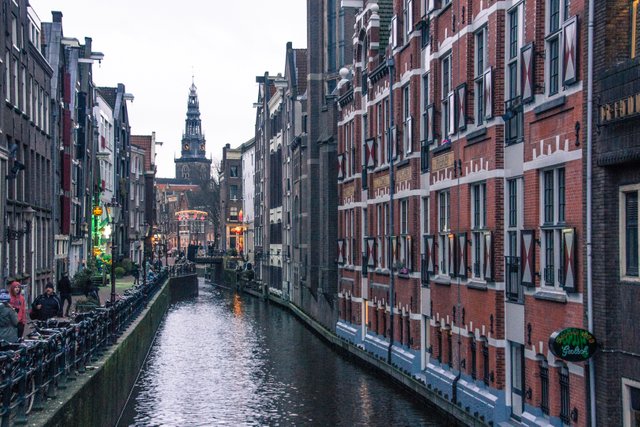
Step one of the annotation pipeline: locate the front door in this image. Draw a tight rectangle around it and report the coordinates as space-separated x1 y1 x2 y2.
510 342 524 419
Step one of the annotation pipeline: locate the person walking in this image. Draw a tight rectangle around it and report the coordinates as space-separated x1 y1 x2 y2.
0 291 18 343
31 283 61 321
57 272 72 317
132 263 140 286
8 281 26 338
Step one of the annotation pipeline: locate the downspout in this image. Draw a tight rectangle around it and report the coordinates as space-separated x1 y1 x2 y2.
387 57 395 364
586 0 596 425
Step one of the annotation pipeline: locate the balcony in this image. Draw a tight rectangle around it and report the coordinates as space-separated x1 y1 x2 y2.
505 256 523 302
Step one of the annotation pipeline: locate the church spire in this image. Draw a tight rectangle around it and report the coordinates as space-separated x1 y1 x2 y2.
181 78 206 158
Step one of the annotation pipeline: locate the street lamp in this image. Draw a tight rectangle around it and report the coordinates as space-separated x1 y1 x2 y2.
106 199 121 304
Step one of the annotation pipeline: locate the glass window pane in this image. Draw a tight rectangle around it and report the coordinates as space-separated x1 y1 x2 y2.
626 192 639 276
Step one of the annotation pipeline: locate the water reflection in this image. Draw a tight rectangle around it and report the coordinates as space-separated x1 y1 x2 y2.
120 280 450 426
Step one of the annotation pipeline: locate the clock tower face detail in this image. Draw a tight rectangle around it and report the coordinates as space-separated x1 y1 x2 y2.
175 78 212 181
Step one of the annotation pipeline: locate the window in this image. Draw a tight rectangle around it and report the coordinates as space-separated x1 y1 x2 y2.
181 165 189 179
400 199 411 270
403 0 413 45
377 102 385 166
471 183 487 279
623 378 640 427
621 186 640 278
441 53 452 140
422 196 429 234
438 190 450 275
482 340 490 385
505 5 524 144
403 84 412 155
540 167 566 288
510 342 524 416
13 59 18 107
11 17 17 48
421 73 430 172
539 359 549 415
230 185 239 200
5 52 9 101
546 0 570 95
474 28 487 126
230 207 238 221
377 204 384 268
559 365 570 424
506 178 523 301
230 166 238 177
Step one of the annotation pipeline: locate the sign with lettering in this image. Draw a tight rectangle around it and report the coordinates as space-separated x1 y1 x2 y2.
431 151 454 172
599 93 640 125
549 328 597 362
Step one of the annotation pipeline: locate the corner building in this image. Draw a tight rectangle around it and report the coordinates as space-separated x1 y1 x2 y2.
337 0 588 425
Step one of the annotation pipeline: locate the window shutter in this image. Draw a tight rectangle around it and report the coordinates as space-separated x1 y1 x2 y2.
366 138 376 168
367 238 376 267
448 91 456 135
483 231 493 281
484 67 493 120
448 233 455 277
457 232 467 278
392 125 398 159
562 228 577 292
426 104 435 143
520 43 535 103
425 234 435 274
562 16 578 86
337 154 345 180
456 83 467 131
338 239 345 264
391 16 398 48
520 230 536 287
406 116 413 153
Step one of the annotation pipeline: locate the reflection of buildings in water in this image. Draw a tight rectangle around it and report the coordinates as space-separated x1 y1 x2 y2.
233 294 243 316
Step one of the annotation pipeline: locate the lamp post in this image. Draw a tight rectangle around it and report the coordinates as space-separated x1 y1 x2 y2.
106 199 121 304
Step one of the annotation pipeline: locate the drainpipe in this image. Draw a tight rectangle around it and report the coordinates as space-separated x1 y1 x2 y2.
387 57 395 365
586 0 596 425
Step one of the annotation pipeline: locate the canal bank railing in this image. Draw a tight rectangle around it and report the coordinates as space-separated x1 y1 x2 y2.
0 266 193 426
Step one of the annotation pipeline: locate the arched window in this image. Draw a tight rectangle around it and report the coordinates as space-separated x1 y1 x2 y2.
182 165 189 179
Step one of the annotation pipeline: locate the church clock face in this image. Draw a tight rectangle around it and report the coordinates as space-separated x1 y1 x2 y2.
183 143 190 151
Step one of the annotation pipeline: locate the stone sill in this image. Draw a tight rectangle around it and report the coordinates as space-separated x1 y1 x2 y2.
533 289 567 304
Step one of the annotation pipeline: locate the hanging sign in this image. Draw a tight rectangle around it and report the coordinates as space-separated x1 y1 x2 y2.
549 328 597 362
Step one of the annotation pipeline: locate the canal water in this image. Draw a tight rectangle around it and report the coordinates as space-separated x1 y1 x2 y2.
119 279 451 426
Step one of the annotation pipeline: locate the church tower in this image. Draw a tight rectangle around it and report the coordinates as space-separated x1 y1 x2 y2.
175 78 212 182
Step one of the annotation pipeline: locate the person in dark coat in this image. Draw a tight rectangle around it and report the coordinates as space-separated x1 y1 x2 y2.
0 291 18 343
57 272 72 317
31 283 61 321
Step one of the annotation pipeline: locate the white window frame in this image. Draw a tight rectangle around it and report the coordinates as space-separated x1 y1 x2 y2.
506 3 523 101
441 53 452 141
622 377 640 427
475 27 488 125
539 167 566 288
619 184 640 281
438 190 450 275
403 84 412 155
545 0 570 96
471 182 487 279
403 0 414 45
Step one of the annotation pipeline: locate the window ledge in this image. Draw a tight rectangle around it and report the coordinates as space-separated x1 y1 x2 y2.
534 289 567 303
466 127 487 143
467 280 488 290
375 268 391 276
620 277 640 284
395 158 410 168
432 143 452 156
534 95 566 115
433 275 451 286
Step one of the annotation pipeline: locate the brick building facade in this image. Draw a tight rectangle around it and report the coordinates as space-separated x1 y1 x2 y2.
591 1 640 425
336 0 589 424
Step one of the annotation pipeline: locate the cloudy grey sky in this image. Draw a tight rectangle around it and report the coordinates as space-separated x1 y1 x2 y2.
29 0 307 178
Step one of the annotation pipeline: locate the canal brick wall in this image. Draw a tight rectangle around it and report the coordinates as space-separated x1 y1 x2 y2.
28 274 198 427
257 290 488 427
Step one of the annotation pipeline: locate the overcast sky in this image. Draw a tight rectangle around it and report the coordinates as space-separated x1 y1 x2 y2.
29 0 307 178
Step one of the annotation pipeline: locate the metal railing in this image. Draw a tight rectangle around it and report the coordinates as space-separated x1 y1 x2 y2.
0 266 190 425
